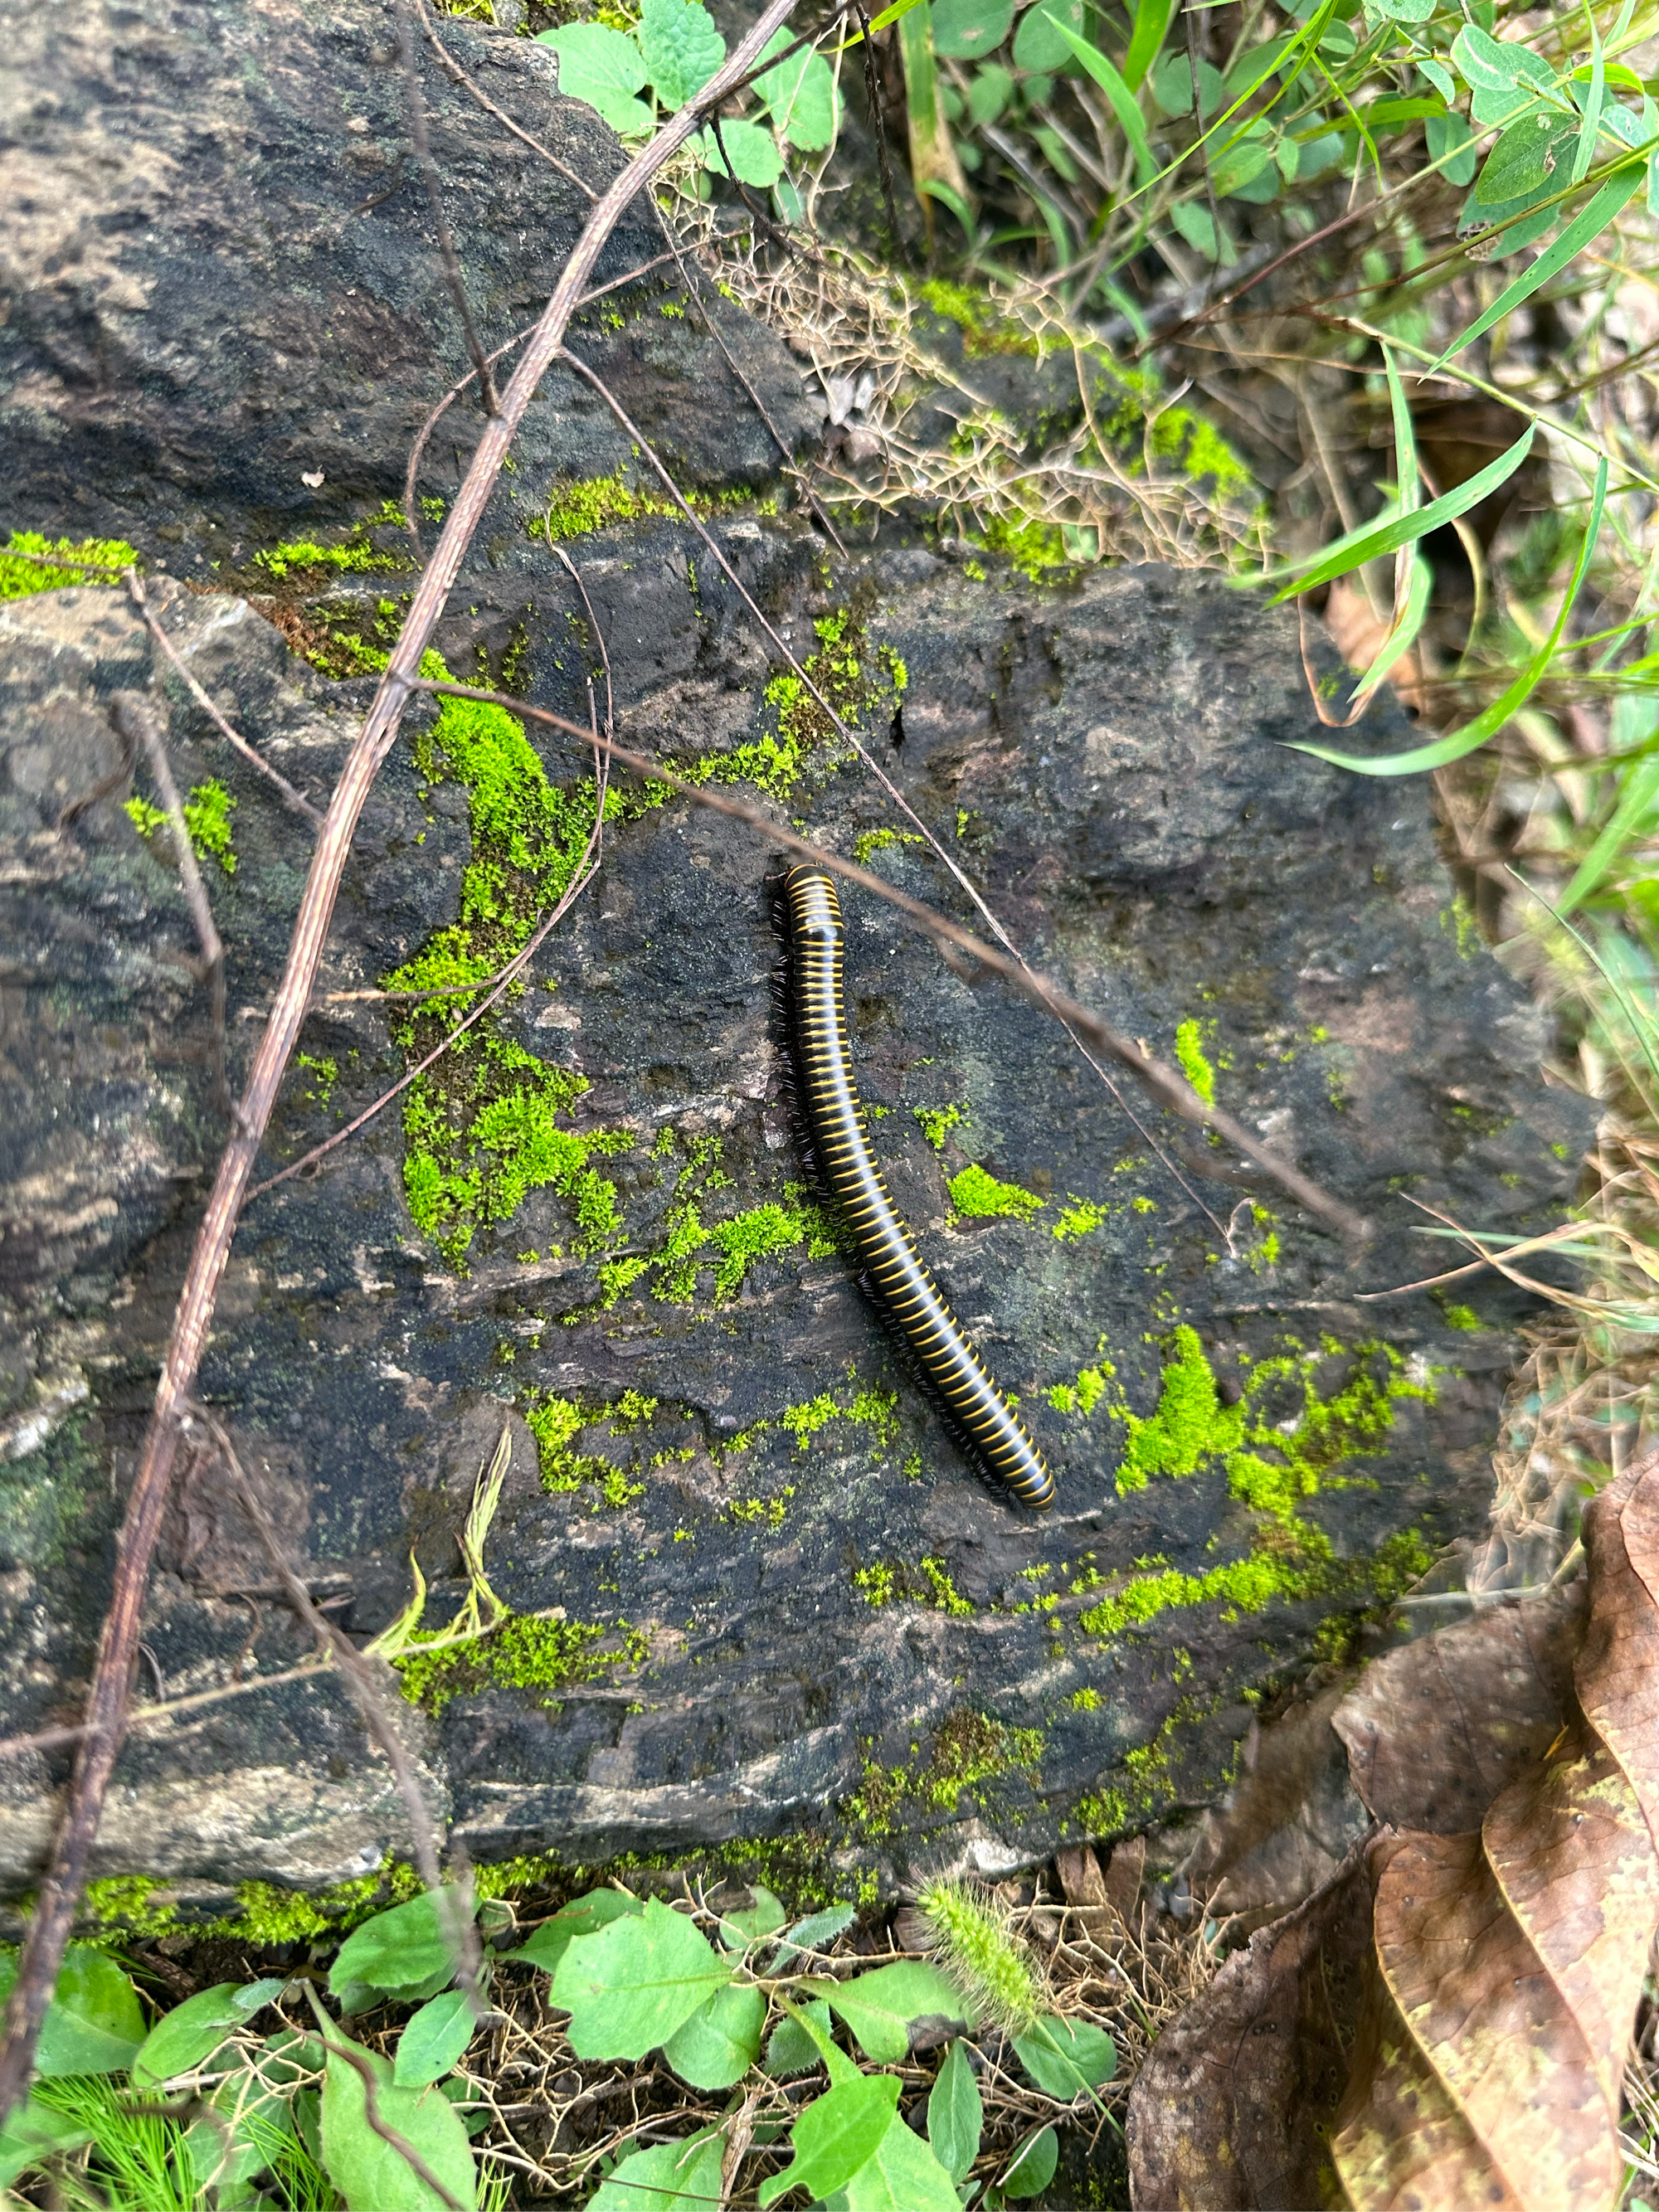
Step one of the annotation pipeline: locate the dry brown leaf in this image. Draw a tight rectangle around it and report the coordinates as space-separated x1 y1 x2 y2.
1126 1847 1374 2210
1333 1455 1659 2212
1332 1581 1585 1832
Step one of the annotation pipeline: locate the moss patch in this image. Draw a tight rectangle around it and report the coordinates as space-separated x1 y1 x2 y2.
948 1162 1044 1221
1 532 138 598
393 1610 649 1714
1173 1018 1217 1106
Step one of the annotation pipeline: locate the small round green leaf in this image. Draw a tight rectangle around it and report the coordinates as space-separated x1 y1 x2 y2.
701 119 785 187
1012 0 1085 71
637 0 725 109
932 0 1015 61
1011 2015 1117 2099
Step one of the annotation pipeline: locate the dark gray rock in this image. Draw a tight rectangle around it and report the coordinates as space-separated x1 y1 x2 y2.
0 547 1590 1908
0 0 821 568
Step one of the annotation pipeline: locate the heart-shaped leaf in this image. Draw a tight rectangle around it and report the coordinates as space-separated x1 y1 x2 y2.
552 1897 732 2059
637 0 725 109
825 1962 977 2064
663 1981 767 2088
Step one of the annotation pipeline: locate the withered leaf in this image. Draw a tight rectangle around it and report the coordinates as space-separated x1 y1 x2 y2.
1332 1582 1584 1835
1126 1848 1373 2211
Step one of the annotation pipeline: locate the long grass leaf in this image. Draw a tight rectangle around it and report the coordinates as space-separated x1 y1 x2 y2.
1045 18 1155 181
1429 162 1645 371
1123 0 1178 91
1292 458 1608 775
1573 2 1606 185
1350 554 1433 706
1265 426 1535 600
1511 862 1659 1096
1557 756 1659 913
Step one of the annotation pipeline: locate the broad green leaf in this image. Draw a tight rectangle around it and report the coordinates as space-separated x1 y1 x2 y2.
967 61 1014 124
0 1944 146 2077
395 1990 476 2089
131 1983 246 2088
537 23 653 135
1470 115 1576 209
1418 56 1455 102
1012 0 1085 73
831 2108 962 2211
765 1996 834 2076
754 32 839 147
663 1980 767 2088
320 2033 477 2212
701 119 785 186
720 1884 788 1948
1426 109 1477 184
1368 0 1434 19
1294 459 1608 776
1012 2015 1117 2099
773 1903 856 1971
1170 197 1235 265
1044 21 1154 182
932 0 1014 61
1265 425 1535 599
1001 2124 1059 2199
552 1896 732 2059
638 0 725 109
825 1962 977 2064
263 2026 327 2084
1452 22 1559 125
1436 163 1644 367
591 2130 725 2212
756 2074 902 2207
927 2039 982 2182
1123 0 1176 89
508 1887 642 1978
329 1889 472 2003
0 2093 93 2190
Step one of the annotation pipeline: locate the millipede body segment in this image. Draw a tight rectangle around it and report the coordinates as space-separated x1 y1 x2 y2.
783 863 1053 1512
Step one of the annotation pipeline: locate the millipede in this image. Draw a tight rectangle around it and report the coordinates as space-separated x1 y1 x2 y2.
781 862 1054 1513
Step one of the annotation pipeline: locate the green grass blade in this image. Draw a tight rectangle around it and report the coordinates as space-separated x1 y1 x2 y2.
1266 426 1535 601
1511 865 1659 1096
863 0 926 32
1291 459 1608 776
1383 343 1418 522
1555 753 1659 915
1429 162 1645 371
1123 0 1178 91
1351 554 1433 700
1045 18 1155 181
1573 2 1606 185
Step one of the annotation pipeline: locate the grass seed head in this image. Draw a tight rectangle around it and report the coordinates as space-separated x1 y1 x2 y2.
917 1874 1044 2036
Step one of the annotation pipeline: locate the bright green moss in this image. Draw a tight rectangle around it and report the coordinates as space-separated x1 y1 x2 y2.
855 1554 971 1614
1174 1018 1216 1106
254 536 404 581
916 278 1039 357
782 1378 899 1453
1443 1303 1481 1331
1117 1325 1238 1491
1 531 139 598
1048 1355 1117 1416
854 827 925 866
948 1163 1044 1221
1148 406 1253 500
395 1612 648 1714
1070 1685 1101 1711
978 512 1067 581
126 780 238 874
532 469 680 542
85 1878 180 1942
526 1393 587 1490
729 1485 795 1529
1053 1195 1108 1240
385 671 631 1271
914 1103 964 1152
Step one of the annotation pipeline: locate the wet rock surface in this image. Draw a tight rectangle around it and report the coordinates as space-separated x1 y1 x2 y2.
0 551 1591 1903
0 0 1592 1909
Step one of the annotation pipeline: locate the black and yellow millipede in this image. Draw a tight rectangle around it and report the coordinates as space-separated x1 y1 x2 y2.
782 863 1053 1513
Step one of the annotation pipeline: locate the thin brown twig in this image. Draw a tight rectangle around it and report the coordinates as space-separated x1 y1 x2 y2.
411 674 1372 1241
396 0 499 415
126 571 325 828
0 1658 338 1762
114 692 231 1117
0 0 805 2129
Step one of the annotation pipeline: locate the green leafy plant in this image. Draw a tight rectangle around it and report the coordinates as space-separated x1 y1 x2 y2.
539 3 837 187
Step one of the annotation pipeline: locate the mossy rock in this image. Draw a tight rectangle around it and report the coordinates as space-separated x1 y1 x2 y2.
0 541 1589 1908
